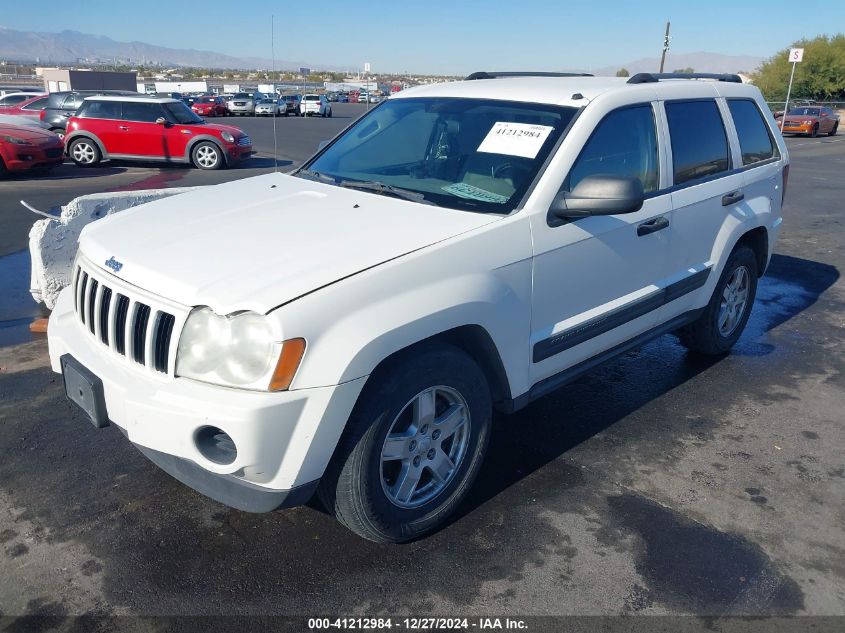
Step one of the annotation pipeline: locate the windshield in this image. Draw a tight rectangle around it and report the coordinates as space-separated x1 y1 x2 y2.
197 97 216 103
787 107 820 116
300 97 576 213
234 93 251 99
163 102 204 124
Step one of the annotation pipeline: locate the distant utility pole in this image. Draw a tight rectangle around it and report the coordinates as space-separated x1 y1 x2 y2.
659 21 671 73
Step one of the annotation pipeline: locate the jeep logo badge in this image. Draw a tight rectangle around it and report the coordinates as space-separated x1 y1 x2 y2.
105 256 123 273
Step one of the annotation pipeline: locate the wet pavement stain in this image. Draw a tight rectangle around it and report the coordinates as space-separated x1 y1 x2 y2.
605 493 804 615
0 250 47 348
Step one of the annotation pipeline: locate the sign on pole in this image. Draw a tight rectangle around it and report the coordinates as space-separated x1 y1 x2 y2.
781 48 804 131
364 62 371 73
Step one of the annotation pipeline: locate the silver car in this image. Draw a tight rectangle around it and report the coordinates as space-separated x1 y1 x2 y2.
227 92 255 116
254 98 279 116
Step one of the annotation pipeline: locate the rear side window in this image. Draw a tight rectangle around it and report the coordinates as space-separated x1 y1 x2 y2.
78 101 122 119
727 99 776 165
21 97 48 111
666 100 730 185
565 104 659 193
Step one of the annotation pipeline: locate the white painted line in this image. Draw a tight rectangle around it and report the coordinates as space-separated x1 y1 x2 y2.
787 136 844 149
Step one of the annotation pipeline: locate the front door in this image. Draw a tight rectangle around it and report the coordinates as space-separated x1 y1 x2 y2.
530 103 674 386
116 101 169 158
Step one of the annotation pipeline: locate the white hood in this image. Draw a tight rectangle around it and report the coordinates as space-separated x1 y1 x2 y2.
79 172 497 314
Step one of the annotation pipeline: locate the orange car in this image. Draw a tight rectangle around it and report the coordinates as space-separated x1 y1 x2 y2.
777 106 839 137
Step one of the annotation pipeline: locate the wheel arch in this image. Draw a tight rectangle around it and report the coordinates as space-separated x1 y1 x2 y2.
735 225 768 277
64 131 107 159
185 135 228 165
357 324 513 409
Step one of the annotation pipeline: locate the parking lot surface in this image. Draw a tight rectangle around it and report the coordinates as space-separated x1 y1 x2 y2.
0 121 843 624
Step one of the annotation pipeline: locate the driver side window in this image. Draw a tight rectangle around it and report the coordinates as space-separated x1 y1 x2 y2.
564 105 659 193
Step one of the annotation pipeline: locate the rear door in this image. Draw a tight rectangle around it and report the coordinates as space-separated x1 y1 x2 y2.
661 98 744 319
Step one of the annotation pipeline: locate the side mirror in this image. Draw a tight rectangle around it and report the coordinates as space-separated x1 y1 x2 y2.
549 175 645 222
155 117 168 126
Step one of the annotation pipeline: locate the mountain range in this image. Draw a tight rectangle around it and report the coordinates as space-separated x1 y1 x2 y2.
0 27 765 76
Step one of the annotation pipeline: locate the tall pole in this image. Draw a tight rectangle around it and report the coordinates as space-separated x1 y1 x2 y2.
781 60 797 132
659 21 671 73
271 14 278 172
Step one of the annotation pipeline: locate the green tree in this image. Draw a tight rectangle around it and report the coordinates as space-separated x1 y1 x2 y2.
616 68 630 77
753 34 845 101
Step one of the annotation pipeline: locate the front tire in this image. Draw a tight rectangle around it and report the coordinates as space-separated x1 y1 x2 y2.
191 142 223 170
676 244 758 355
810 124 819 138
68 138 101 167
828 122 838 137
318 345 492 543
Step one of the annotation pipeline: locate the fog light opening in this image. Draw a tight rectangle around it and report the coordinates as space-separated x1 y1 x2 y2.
195 426 238 465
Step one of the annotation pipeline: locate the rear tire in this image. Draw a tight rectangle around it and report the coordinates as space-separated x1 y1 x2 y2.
0 156 7 178
68 138 101 167
318 344 492 543
191 142 223 170
676 245 758 355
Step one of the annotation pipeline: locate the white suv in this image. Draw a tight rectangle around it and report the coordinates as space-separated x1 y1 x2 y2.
48 72 788 543
300 94 332 117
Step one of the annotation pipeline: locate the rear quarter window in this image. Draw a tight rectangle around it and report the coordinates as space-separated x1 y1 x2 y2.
78 101 122 119
727 99 777 166
665 99 730 186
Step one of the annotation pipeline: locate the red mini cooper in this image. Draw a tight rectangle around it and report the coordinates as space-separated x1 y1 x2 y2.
65 96 253 170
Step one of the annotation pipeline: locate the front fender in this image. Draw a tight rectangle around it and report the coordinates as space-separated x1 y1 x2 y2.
272 215 534 398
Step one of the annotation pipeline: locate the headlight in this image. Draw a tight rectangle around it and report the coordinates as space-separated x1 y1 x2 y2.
220 131 235 143
803 120 814 125
176 307 305 391
0 135 30 145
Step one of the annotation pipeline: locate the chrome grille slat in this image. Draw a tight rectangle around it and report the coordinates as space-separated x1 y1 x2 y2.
78 272 89 326
131 303 151 366
99 286 112 346
114 295 130 356
91 281 103 339
71 260 182 376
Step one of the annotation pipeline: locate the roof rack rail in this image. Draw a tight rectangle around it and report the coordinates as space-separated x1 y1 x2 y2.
465 71 594 80
627 72 743 84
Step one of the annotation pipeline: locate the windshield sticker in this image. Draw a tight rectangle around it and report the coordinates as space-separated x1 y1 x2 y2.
442 182 509 204
477 122 554 159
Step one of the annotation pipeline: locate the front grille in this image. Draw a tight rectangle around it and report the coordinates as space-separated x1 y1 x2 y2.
72 259 185 376
233 102 246 106
238 136 251 146
45 147 63 158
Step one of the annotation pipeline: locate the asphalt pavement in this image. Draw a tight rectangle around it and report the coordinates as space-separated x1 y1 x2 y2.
0 117 843 627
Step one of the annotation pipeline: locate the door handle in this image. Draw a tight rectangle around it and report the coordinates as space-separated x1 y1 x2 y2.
722 191 745 206
637 216 669 237
118 125 130 131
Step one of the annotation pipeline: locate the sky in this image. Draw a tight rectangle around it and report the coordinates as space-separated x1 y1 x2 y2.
1 0 843 74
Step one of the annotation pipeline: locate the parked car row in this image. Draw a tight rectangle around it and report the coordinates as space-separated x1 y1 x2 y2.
1 93 254 177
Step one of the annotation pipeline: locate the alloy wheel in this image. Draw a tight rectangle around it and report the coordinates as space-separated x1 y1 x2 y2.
718 265 750 337
380 386 471 509
71 141 96 164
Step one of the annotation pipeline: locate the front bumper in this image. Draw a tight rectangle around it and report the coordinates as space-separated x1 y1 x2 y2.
48 285 366 510
4 144 64 171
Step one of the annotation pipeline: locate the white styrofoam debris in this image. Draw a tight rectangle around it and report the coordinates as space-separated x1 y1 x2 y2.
29 188 198 309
